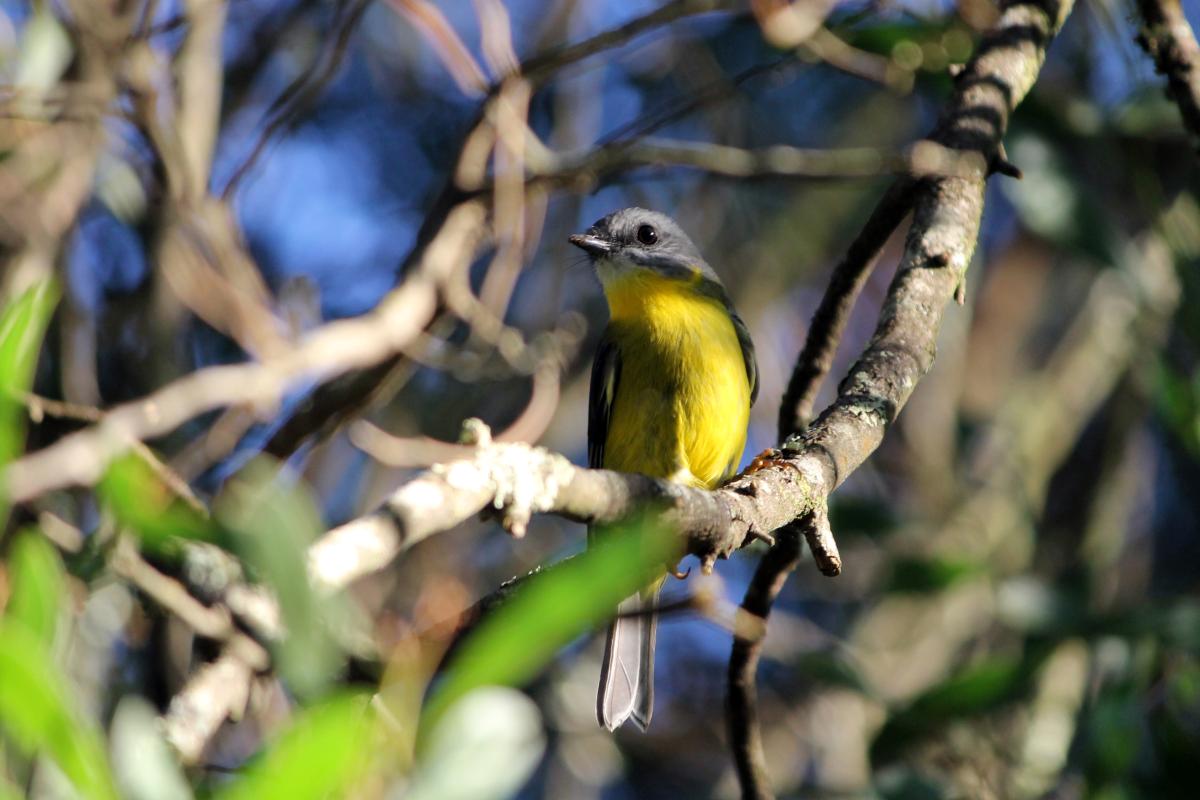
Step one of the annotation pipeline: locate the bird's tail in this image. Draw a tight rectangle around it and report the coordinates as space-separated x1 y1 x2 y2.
597 583 660 731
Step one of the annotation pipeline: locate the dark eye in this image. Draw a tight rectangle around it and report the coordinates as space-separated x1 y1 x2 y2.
636 224 658 245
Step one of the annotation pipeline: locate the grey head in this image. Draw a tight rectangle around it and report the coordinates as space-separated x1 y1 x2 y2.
568 207 723 286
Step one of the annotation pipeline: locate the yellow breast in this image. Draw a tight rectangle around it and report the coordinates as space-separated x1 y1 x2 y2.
600 269 751 489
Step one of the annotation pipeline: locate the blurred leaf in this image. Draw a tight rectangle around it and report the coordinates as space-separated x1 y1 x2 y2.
216 692 371 800
0 279 59 524
4 529 65 645
1162 601 1200 653
407 687 545 800
16 4 72 90
828 496 900 540
886 556 985 594
98 453 219 550
1153 362 1200 454
215 459 342 698
997 576 1088 635
0 622 118 800
792 650 875 696
422 519 679 735
871 651 1045 764
1085 692 1141 785
1002 132 1119 265
875 767 948 800
110 697 193 800
842 20 958 59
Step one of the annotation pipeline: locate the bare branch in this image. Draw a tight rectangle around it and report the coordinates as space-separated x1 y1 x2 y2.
777 179 917 437
257 0 744 458
221 0 372 200
729 0 1075 795
160 642 267 765
1136 0 1200 148
2 201 486 503
727 523 803 800
529 138 978 188
307 0 1074 607
518 0 736 87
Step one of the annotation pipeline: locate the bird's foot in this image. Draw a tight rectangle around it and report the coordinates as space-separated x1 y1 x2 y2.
743 447 789 475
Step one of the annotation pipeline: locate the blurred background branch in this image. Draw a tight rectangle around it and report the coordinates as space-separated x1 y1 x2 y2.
1 0 1199 798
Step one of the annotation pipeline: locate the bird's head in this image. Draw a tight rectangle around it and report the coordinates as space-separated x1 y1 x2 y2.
569 207 720 290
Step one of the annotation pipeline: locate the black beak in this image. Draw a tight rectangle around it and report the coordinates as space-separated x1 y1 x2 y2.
568 233 612 256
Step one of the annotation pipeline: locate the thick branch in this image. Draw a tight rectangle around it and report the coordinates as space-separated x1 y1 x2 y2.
734 0 1073 796
306 1 1073 600
1136 0 1200 148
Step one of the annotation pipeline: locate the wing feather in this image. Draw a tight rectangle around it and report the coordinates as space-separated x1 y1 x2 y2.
729 309 759 407
588 330 622 469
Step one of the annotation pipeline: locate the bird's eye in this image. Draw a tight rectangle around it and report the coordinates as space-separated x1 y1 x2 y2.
636 224 658 245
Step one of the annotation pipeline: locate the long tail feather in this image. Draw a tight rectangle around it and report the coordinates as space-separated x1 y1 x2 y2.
597 588 658 731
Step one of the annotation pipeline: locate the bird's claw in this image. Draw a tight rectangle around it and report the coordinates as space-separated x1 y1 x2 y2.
744 447 790 475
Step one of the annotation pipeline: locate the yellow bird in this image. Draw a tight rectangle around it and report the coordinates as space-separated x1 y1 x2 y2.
570 208 758 731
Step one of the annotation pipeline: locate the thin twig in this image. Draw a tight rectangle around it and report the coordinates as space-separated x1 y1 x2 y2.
778 178 917 437
529 139 975 188
727 524 803 800
519 0 736 88
220 0 372 200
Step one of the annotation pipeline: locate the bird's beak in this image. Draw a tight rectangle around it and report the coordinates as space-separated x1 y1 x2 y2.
569 233 612 256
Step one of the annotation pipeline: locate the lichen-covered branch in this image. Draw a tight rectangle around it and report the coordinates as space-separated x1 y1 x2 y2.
727 0 1074 795
306 0 1074 605
1136 0 1200 148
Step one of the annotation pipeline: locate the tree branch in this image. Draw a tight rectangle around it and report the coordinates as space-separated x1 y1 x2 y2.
259 0 740 459
2 201 486 503
727 523 804 800
1136 0 1200 149
726 0 1074 796
777 179 916 437
528 138 975 188
307 0 1074 600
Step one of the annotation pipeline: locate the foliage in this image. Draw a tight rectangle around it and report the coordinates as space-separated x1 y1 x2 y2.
0 0 1198 798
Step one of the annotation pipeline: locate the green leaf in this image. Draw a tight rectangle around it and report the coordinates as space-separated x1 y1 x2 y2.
98 453 219 551
871 650 1047 764
215 459 342 698
1153 362 1200 454
4 529 65 645
1086 692 1141 784
792 650 875 696
0 279 59 524
422 518 680 735
0 623 118 800
886 556 985 594
110 697 193 800
407 687 545 800
215 692 371 800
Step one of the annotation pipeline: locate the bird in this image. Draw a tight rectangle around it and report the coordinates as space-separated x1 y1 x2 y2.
569 207 758 731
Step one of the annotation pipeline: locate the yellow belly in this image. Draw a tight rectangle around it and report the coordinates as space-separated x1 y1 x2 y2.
601 273 751 489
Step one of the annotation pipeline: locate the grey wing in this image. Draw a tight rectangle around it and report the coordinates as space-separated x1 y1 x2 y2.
730 309 759 406
588 330 622 469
